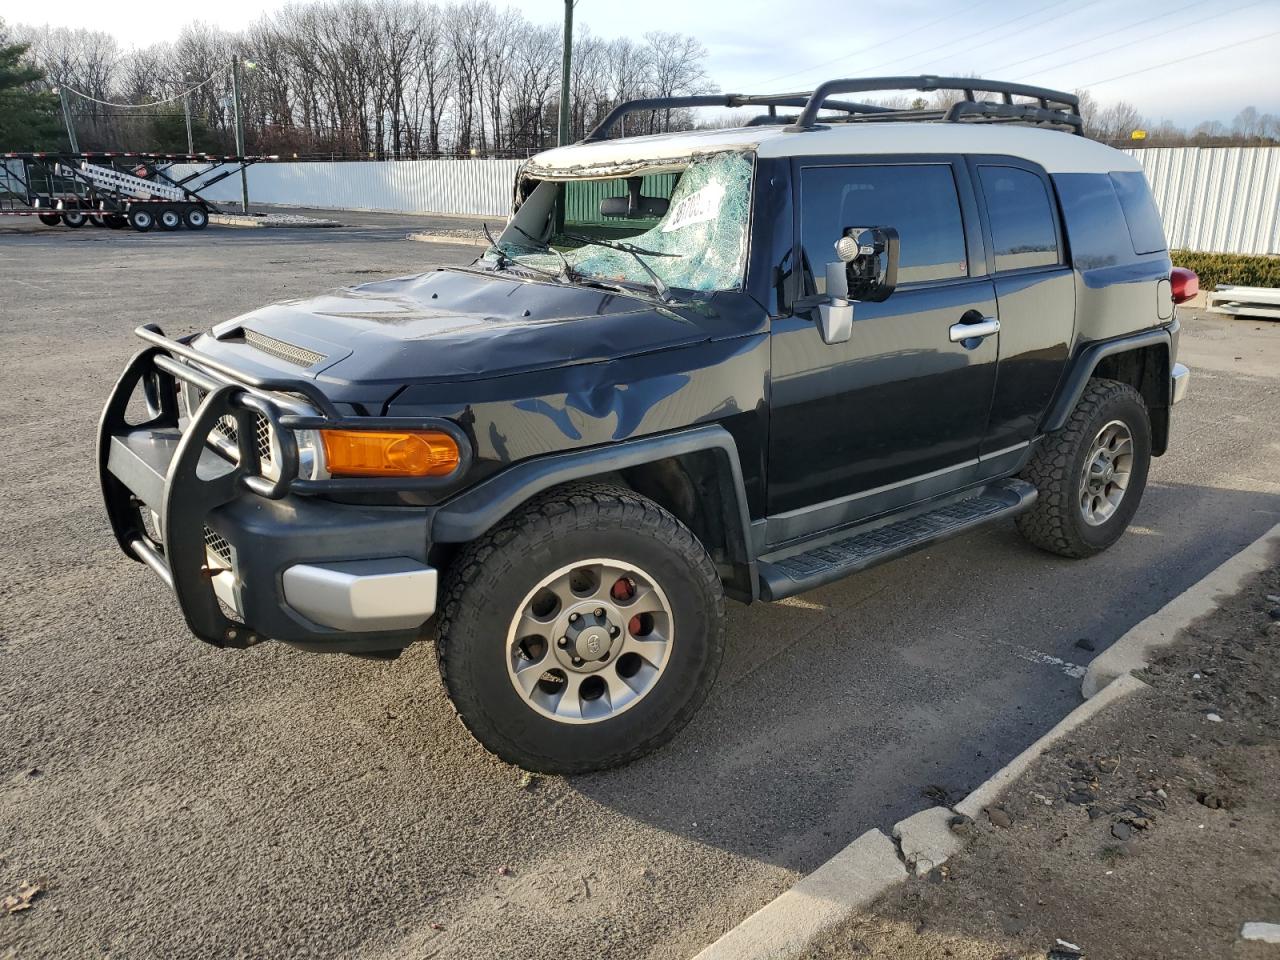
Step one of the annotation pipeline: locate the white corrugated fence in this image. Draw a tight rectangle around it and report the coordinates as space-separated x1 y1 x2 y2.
1125 147 1279 256
177 147 1278 255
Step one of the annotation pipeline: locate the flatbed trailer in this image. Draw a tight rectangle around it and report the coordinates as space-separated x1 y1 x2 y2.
0 152 276 232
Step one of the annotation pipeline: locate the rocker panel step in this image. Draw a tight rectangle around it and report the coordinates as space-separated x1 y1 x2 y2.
757 479 1037 601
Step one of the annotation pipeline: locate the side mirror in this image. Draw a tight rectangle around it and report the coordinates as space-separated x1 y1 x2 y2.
836 226 899 303
600 176 670 219
816 227 900 344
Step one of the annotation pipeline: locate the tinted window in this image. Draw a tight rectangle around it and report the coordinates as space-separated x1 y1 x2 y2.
1110 171 1167 255
978 165 1059 272
800 164 968 288
1053 173 1133 270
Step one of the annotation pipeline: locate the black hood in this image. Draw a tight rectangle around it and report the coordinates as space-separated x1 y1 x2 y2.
189 267 737 406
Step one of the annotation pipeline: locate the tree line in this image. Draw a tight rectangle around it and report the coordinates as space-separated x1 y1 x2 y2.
3 3 713 157
3 7 1278 157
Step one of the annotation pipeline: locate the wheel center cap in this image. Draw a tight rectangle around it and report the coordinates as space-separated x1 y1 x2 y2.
576 627 608 660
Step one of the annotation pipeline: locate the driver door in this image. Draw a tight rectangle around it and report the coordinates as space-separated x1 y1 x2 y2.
766 157 999 544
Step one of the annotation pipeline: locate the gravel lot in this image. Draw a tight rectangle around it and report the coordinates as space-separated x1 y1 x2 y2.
1 217 1277 960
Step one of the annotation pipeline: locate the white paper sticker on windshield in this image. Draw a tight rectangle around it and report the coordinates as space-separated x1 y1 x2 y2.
661 181 725 232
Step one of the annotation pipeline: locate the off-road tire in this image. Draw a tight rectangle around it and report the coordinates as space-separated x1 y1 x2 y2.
436 481 725 773
1016 378 1151 559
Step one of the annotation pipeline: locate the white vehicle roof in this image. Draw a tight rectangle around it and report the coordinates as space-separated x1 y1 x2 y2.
527 122 1141 178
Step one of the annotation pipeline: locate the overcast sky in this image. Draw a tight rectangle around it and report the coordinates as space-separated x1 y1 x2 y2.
4 0 1278 126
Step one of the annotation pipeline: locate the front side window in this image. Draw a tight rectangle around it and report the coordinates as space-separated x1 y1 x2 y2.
978 165 1060 272
799 163 968 291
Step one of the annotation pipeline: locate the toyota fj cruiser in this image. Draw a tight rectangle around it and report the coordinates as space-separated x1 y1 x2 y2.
99 76 1195 772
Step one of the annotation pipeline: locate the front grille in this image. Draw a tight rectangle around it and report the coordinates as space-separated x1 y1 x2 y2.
204 526 232 565
245 329 325 368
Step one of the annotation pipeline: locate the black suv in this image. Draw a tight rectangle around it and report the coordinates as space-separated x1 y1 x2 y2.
99 77 1194 772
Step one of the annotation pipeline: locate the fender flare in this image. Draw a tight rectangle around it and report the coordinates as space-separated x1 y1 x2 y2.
430 423 758 599
1042 327 1172 433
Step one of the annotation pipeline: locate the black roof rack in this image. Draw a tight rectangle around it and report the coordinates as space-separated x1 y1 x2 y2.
580 75 1082 143
582 93 894 142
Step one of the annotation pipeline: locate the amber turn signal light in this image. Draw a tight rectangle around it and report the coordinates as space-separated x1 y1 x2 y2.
320 429 460 478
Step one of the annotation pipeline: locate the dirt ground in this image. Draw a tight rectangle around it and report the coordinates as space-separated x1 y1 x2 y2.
809 546 1280 960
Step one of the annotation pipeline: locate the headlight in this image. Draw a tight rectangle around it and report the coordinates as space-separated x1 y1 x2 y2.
293 428 329 481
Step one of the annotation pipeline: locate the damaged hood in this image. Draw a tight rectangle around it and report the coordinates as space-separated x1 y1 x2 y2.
189 267 730 407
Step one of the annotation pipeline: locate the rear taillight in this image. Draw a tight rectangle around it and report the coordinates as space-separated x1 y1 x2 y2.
1170 267 1199 304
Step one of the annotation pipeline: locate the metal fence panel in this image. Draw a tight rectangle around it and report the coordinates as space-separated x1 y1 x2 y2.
172 158 524 217
1125 146 1280 255
168 148 1279 255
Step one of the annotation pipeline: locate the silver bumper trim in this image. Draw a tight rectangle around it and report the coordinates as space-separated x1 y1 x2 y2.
282 558 437 632
1171 362 1190 405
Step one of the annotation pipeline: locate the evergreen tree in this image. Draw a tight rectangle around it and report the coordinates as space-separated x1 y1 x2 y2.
0 25 64 150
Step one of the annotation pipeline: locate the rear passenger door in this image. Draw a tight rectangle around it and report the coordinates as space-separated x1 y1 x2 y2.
969 157 1075 463
767 156 999 542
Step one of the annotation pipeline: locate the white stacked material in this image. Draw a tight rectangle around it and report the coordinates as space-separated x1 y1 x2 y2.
1206 284 1280 320
60 162 186 201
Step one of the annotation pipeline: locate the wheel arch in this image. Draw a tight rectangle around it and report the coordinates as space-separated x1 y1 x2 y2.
1043 327 1174 455
431 424 758 602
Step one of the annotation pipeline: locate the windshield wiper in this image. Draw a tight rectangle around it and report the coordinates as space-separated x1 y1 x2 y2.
560 232 676 303
506 222 579 285
481 223 567 283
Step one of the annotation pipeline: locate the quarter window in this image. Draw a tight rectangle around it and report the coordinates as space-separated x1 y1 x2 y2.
1109 171 1167 255
799 164 968 289
978 165 1060 272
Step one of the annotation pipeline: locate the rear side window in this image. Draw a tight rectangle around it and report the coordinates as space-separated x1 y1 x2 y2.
977 166 1059 272
799 164 968 288
1109 171 1167 255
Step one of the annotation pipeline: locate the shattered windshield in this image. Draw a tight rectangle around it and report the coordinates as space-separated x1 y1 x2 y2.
492 151 753 296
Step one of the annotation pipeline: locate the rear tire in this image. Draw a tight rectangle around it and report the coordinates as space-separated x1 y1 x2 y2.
184 207 209 230
158 206 182 231
37 213 61 227
1016 378 1151 559
437 482 725 773
61 211 86 228
128 208 154 232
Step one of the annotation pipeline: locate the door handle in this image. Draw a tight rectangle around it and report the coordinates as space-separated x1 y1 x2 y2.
949 316 1000 343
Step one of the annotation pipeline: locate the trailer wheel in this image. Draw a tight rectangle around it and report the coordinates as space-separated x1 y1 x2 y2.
105 215 127 230
61 211 87 228
37 213 61 227
158 207 182 231
183 207 209 230
88 214 107 228
128 209 154 232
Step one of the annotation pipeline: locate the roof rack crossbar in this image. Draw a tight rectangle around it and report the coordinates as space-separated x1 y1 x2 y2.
783 75 1081 134
581 93 892 142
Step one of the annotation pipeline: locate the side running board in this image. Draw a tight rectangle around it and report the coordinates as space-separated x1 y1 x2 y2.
757 479 1038 601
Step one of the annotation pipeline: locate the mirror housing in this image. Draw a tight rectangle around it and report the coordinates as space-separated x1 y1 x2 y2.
837 226 899 303
600 176 670 219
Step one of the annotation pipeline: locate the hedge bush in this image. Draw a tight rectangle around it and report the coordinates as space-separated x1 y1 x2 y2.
1170 250 1280 291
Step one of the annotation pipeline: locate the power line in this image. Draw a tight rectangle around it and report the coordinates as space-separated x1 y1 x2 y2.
915 0 1104 72
57 71 221 109
1079 26 1280 87
1009 0 1272 82
756 0 1000 88
985 0 1203 75
855 0 1073 77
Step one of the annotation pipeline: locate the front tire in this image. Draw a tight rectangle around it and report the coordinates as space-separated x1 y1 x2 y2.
437 483 725 773
1016 378 1152 559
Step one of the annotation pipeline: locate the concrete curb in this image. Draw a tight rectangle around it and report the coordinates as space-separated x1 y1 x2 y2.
1081 522 1280 698
405 231 486 246
690 829 905 960
688 528 1278 959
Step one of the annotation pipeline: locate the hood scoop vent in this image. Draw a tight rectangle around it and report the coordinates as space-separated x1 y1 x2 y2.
244 329 327 368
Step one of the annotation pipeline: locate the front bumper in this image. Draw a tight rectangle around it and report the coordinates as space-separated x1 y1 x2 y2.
97 326 449 652
1171 362 1190 405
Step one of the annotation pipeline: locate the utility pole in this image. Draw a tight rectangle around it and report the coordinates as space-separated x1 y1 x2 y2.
182 75 194 155
230 58 249 213
557 0 573 146
54 87 79 152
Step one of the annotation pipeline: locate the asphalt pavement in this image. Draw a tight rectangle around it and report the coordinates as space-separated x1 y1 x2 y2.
0 216 1277 960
